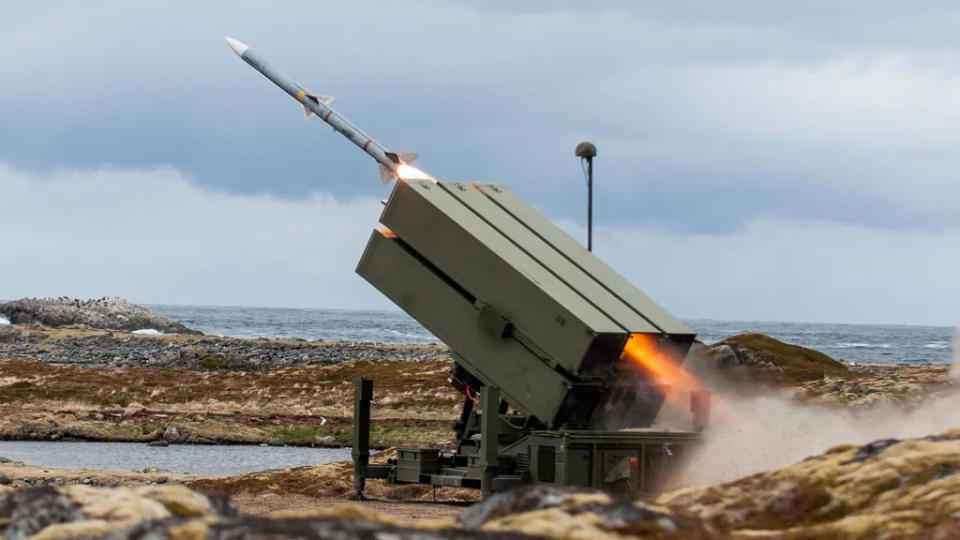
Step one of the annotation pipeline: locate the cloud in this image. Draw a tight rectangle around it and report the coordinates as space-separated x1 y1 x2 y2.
1 161 957 325
567 214 960 326
4 1 960 235
0 162 387 309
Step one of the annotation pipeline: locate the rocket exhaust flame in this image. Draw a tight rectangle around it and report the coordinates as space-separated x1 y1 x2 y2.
621 333 703 406
396 163 435 181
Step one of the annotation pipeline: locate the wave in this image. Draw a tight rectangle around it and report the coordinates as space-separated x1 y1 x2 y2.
829 342 893 349
0 316 9 326
385 329 434 340
131 328 163 335
924 343 949 349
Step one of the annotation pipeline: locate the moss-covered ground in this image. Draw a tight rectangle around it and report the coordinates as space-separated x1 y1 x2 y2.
0 354 460 448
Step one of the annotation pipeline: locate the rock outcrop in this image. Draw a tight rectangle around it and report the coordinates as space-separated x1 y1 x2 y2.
658 429 960 538
0 485 515 539
686 333 849 388
682 333 955 408
461 485 710 538
0 297 200 334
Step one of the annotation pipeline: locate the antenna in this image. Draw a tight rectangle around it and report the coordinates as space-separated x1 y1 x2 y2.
575 142 597 251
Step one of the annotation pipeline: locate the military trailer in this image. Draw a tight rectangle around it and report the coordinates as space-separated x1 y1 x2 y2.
352 179 708 497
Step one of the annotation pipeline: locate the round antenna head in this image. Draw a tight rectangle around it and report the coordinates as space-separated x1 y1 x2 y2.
575 141 597 158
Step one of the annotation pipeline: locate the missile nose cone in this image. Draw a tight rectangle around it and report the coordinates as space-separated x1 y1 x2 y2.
225 36 249 57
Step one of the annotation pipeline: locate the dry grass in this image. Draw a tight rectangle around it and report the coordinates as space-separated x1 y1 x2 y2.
0 356 460 447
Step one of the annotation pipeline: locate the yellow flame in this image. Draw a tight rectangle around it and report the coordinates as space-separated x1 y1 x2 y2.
621 334 729 426
621 334 702 405
396 163 435 181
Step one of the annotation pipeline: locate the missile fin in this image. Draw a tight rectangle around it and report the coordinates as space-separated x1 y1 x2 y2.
301 93 334 119
379 165 397 184
303 93 334 106
398 152 418 164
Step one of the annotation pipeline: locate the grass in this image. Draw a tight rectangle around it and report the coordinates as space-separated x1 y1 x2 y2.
198 357 229 370
0 354 460 448
264 425 334 444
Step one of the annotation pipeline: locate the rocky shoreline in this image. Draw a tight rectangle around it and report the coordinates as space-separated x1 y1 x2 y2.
0 325 449 369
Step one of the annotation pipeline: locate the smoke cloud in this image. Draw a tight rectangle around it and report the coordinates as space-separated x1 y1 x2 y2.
668 344 960 487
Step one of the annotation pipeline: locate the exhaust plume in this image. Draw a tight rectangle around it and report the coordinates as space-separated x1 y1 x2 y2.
667 342 960 487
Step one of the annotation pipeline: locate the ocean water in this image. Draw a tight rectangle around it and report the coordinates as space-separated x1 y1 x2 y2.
150 305 956 366
0 441 350 476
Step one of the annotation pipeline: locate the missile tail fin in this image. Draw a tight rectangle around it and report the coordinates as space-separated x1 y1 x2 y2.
301 94 334 119
379 165 397 184
385 152 419 165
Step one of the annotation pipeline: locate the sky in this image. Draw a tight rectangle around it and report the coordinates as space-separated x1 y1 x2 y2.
1 1 958 325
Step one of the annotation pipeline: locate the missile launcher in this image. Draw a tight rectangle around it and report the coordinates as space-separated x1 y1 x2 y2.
224 37 708 496
353 180 707 496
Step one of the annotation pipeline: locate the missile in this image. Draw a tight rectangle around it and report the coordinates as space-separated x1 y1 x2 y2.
225 36 426 183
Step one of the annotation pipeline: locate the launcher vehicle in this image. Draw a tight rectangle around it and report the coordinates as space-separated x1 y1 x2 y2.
351 179 709 497
223 38 707 495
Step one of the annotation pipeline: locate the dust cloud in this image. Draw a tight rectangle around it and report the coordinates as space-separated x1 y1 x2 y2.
665 333 960 487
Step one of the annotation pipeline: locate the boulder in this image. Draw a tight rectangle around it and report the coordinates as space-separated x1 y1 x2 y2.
162 425 183 443
461 485 709 538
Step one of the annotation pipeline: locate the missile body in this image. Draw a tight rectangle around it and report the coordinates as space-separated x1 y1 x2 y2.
225 37 414 182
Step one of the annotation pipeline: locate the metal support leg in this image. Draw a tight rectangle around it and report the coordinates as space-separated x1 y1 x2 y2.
479 385 500 496
351 377 373 500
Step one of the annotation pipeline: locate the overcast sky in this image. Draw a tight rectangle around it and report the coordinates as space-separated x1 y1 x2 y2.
1 1 959 325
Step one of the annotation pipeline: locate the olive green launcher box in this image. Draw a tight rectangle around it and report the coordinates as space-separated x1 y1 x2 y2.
352 180 703 496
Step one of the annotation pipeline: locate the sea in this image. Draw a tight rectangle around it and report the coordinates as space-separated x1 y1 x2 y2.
150 305 957 366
